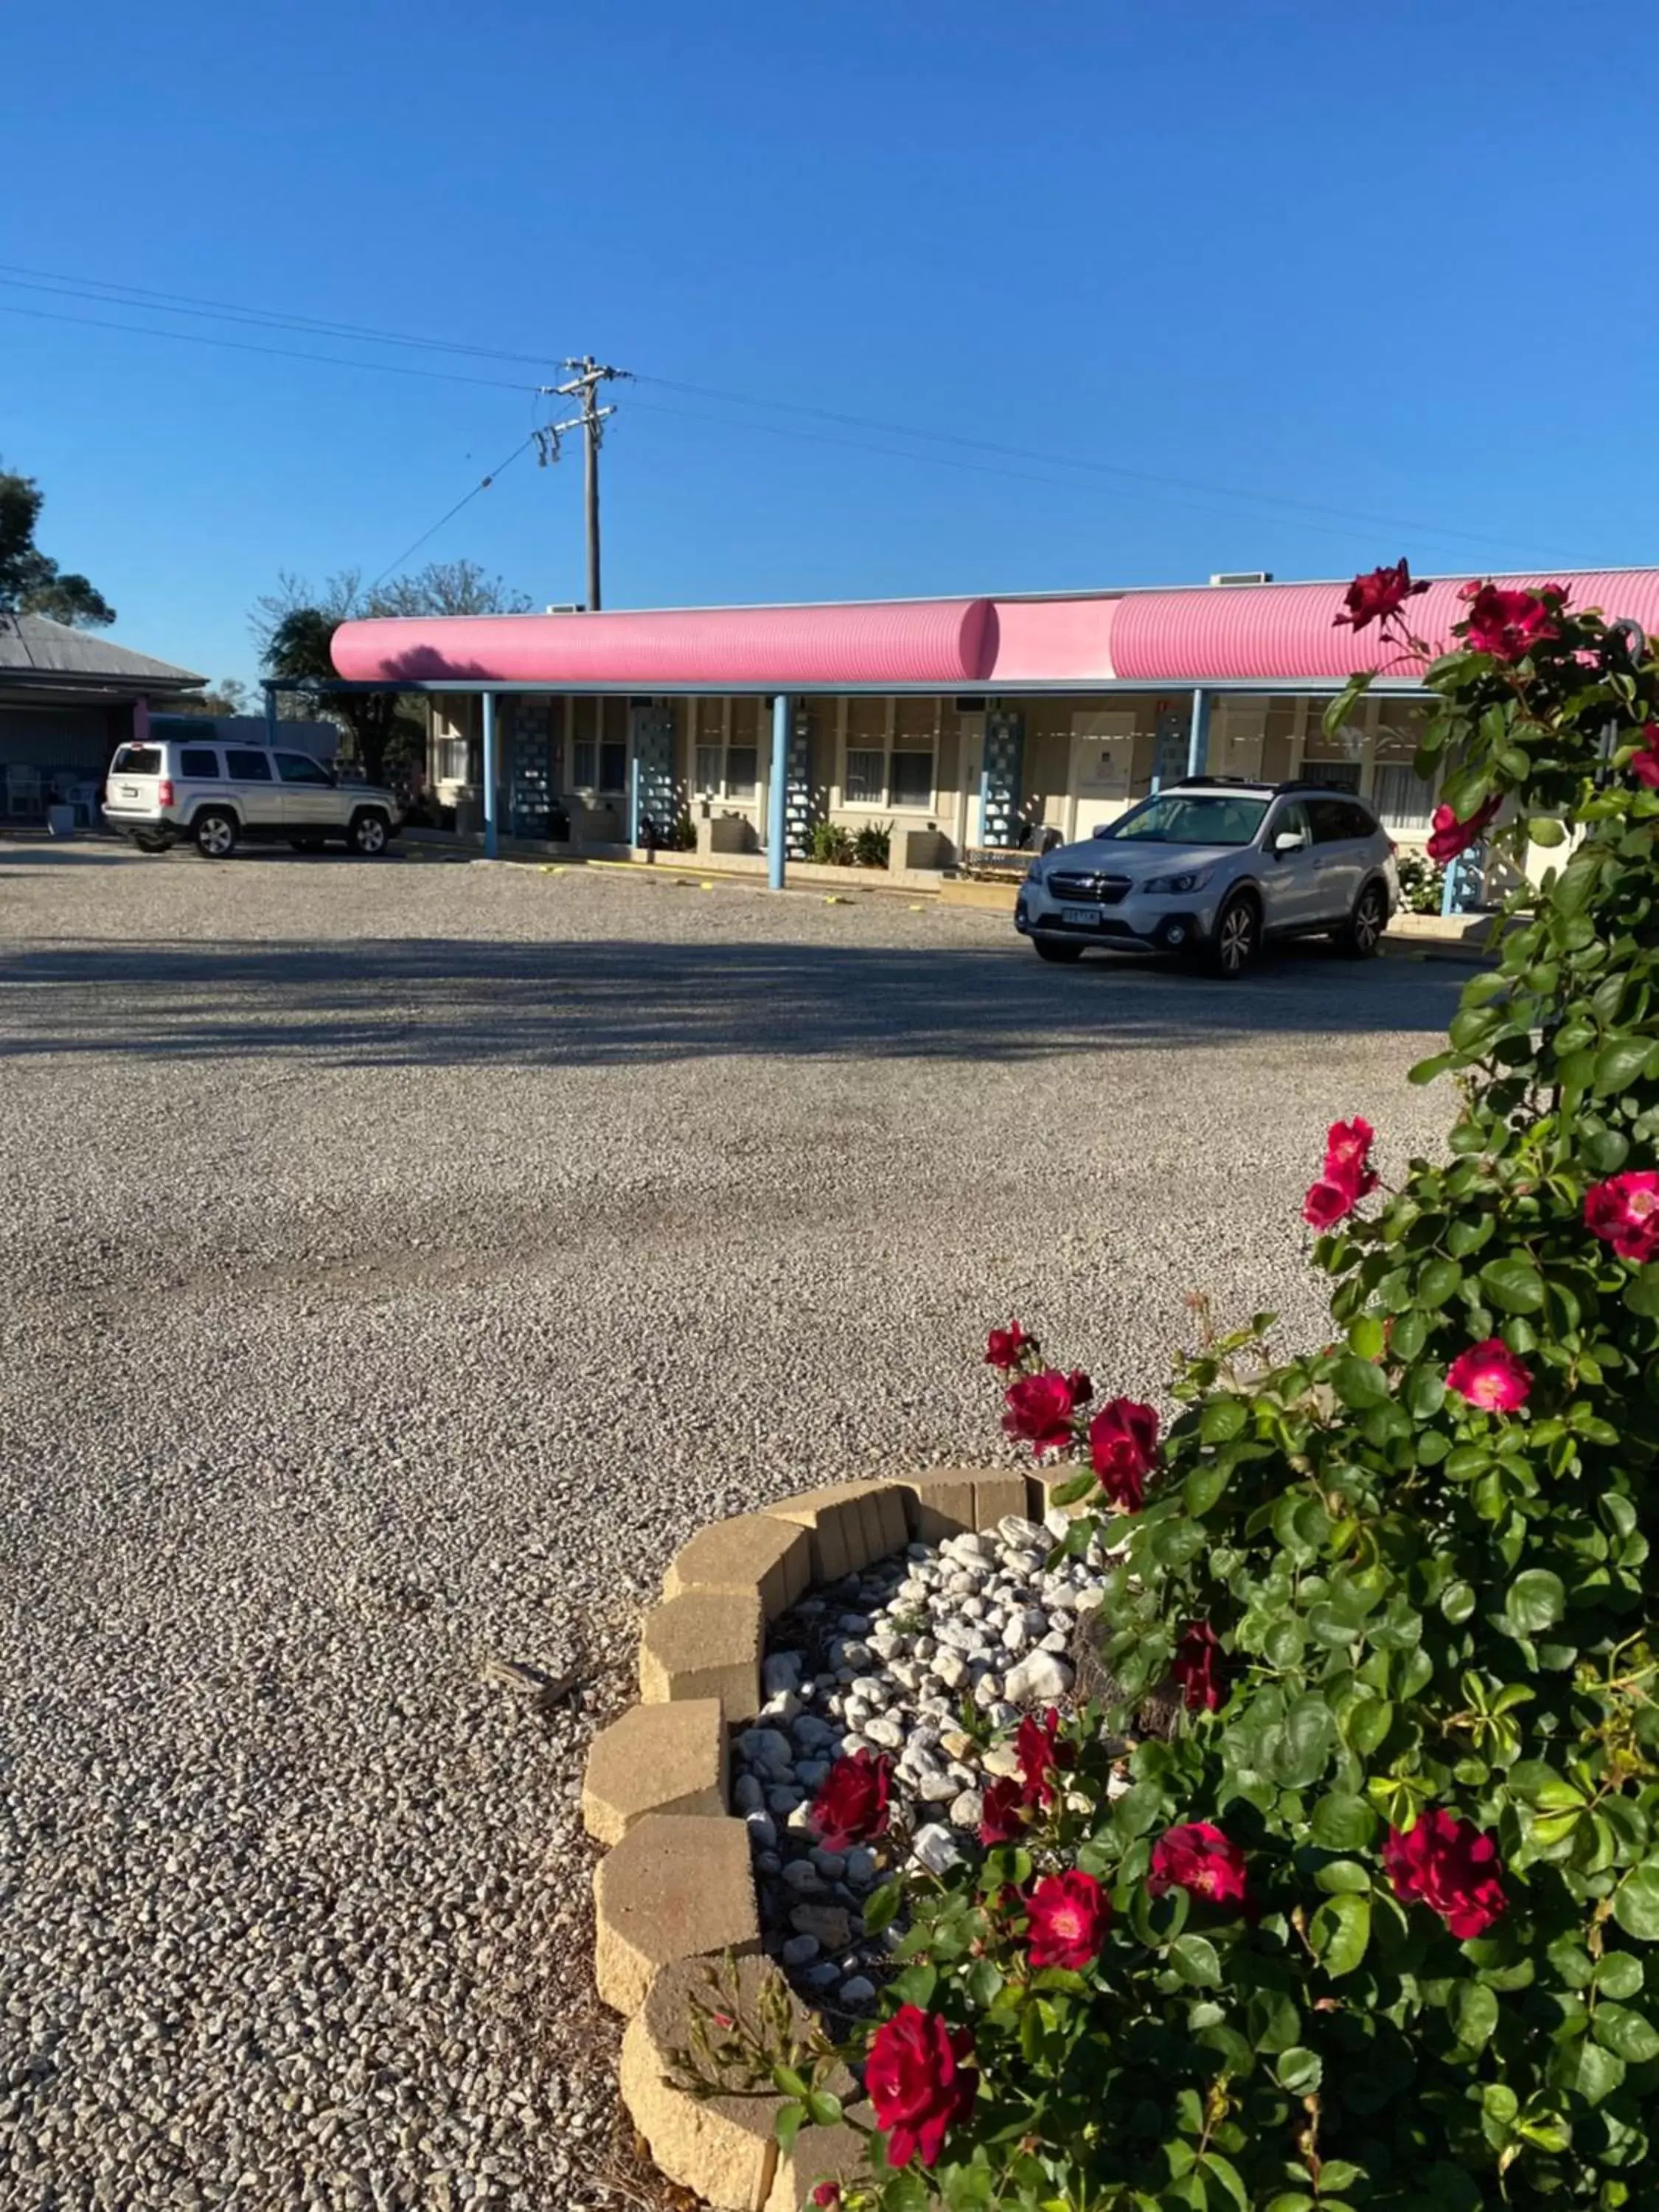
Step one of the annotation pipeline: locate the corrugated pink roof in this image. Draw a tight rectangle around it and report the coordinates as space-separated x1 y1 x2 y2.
1108 571 1659 683
332 597 998 687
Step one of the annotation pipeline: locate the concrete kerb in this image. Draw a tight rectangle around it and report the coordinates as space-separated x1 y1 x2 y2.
585 1468 1023 2208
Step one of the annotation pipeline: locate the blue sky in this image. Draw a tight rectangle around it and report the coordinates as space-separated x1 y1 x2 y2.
3 0 1654 690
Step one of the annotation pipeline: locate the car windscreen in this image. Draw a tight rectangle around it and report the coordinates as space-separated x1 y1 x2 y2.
1105 793 1269 846
111 746 163 776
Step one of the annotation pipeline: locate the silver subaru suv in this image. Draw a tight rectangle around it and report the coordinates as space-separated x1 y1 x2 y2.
1015 779 1399 978
104 735 402 859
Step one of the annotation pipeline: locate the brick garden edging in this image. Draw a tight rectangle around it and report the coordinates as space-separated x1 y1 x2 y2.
582 1467 1078 2210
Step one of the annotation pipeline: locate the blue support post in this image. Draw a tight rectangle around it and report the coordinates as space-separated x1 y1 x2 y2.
264 682 277 747
768 692 790 890
1187 689 1211 778
481 692 499 859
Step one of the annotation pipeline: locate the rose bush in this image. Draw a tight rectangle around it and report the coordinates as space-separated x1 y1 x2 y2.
765 574 1659 2210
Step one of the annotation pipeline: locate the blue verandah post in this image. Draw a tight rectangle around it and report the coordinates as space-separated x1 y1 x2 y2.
1187 689 1211 778
768 692 790 889
481 692 499 860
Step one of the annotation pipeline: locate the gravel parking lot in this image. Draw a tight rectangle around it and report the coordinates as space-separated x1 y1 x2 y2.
0 840 1464 2210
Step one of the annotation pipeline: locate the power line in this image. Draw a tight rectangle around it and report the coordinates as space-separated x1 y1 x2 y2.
0 299 535 393
369 437 538 587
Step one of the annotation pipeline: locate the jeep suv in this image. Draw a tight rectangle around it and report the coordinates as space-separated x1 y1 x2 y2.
1015 780 1399 978
104 737 401 858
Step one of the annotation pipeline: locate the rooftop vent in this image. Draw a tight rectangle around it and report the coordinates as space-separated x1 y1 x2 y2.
545 602 585 614
1208 571 1273 587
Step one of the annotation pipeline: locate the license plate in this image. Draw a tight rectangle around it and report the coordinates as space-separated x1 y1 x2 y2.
1060 903 1100 926
121 785 139 798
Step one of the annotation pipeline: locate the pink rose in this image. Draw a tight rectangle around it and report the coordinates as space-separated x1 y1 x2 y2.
1171 1621 1226 1713
1333 559 1429 634
1382 1807 1506 1939
1014 1708 1071 1810
1458 579 1568 661
1002 1368 1091 1456
1324 1116 1377 1194
984 1320 1034 1371
1446 1337 1531 1413
1426 793 1502 864
1585 1170 1659 1263
1087 1397 1160 1512
978 1775 1026 1846
1025 1870 1110 1972
866 2006 977 2169
1304 1177 1359 1229
1148 1822 1249 1909
810 1749 893 1851
1630 723 1659 791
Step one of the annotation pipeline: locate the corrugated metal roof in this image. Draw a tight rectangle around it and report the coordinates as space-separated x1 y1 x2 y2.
0 613 204 686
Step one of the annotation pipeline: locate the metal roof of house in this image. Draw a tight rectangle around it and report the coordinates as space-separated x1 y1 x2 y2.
0 613 204 692
330 568 1659 696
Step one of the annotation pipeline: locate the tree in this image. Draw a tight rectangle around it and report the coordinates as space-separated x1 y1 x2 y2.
0 465 116 627
251 560 532 785
170 679 251 718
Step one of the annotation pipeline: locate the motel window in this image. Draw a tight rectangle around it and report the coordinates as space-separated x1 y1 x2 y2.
569 698 628 795
693 699 761 804
842 698 936 811
1371 702 1438 832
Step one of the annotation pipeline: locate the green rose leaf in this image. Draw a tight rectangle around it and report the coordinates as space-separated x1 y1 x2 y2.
1613 1863 1659 1941
862 1880 901 1935
1480 1256 1547 1314
1506 1568 1565 1632
1332 1355 1391 1409
1169 1933 1222 1986
1596 1037 1652 1095
1551 2037 1626 2107
1310 1793 1377 1851
1275 2045 1323 2095
1449 1980 1499 2050
1310 1893 1371 1978
1593 2003 1659 2064
1624 1267 1659 1319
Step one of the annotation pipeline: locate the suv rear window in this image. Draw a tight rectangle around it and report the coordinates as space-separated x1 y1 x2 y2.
1309 798 1377 842
178 747 220 779
224 748 274 781
112 745 163 776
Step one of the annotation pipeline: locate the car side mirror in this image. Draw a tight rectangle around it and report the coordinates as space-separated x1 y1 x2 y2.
1091 824 1112 841
1273 830 1307 855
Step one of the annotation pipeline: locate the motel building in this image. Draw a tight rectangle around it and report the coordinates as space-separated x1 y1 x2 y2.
324 567 1659 884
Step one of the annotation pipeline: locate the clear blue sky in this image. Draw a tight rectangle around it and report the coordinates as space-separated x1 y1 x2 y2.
3 0 1654 690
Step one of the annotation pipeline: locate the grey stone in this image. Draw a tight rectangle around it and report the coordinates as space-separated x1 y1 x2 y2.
781 1934 820 1966
949 1789 985 1830
1004 1651 1075 1704
763 1651 804 1698
838 1975 877 2006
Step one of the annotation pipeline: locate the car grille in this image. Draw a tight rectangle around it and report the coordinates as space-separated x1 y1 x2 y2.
1047 871 1131 905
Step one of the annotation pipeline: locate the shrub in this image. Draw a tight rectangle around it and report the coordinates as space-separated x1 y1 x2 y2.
854 820 892 869
1396 849 1447 915
810 820 856 866
776 575 1659 2210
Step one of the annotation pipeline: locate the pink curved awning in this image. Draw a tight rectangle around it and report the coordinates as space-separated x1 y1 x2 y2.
1109 571 1659 684
331 597 998 687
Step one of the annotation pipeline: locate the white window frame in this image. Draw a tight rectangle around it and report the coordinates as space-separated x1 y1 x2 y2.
839 698 937 812
690 699 761 805
568 698 629 799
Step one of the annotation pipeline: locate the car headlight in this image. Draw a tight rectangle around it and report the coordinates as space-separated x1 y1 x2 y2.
1142 866 1213 896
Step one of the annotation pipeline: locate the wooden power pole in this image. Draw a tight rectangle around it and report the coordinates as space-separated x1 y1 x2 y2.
535 358 630 611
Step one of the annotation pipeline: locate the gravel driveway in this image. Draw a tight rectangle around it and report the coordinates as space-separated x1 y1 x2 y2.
0 841 1464 2209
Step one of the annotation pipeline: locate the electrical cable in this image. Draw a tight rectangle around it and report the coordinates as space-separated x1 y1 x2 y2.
368 437 537 587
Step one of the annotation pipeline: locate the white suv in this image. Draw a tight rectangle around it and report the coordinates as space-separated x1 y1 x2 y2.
104 737 401 859
1015 779 1399 978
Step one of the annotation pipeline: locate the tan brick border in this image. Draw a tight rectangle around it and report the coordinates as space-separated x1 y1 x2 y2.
584 1465 1054 2210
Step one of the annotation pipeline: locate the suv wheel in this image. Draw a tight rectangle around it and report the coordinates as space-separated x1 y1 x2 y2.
1338 881 1388 959
348 809 389 857
132 830 170 855
1034 936 1085 964
192 809 238 860
1209 892 1260 978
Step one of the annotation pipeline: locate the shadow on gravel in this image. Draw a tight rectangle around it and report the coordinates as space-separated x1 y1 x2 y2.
2 933 1466 1069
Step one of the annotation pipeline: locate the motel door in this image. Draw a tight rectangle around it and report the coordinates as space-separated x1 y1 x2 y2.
1065 709 1137 841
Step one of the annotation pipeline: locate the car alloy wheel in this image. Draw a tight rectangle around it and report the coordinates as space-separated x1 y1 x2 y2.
1350 887 1385 956
352 813 388 856
195 812 237 859
1216 897 1257 975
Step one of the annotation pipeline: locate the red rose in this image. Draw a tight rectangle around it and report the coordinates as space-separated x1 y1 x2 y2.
978 1775 1026 1846
1333 559 1429 633
1171 1621 1226 1713
1445 1337 1531 1414
1585 1170 1659 1263
1426 793 1502 864
1324 1116 1377 1195
1458 579 1568 662
1003 1368 1089 1456
1147 1822 1249 1909
866 2005 977 2169
984 1319 1034 1370
1087 1397 1160 1512
1015 1708 1072 1809
1382 1807 1506 1939
810 1749 893 1851
1630 723 1659 791
810 2189 842 2209
1303 1176 1359 1230
1026 1869 1110 1972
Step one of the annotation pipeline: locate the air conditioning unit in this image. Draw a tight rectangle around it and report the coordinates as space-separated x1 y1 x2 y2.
546 602 585 614
1208 571 1273 587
